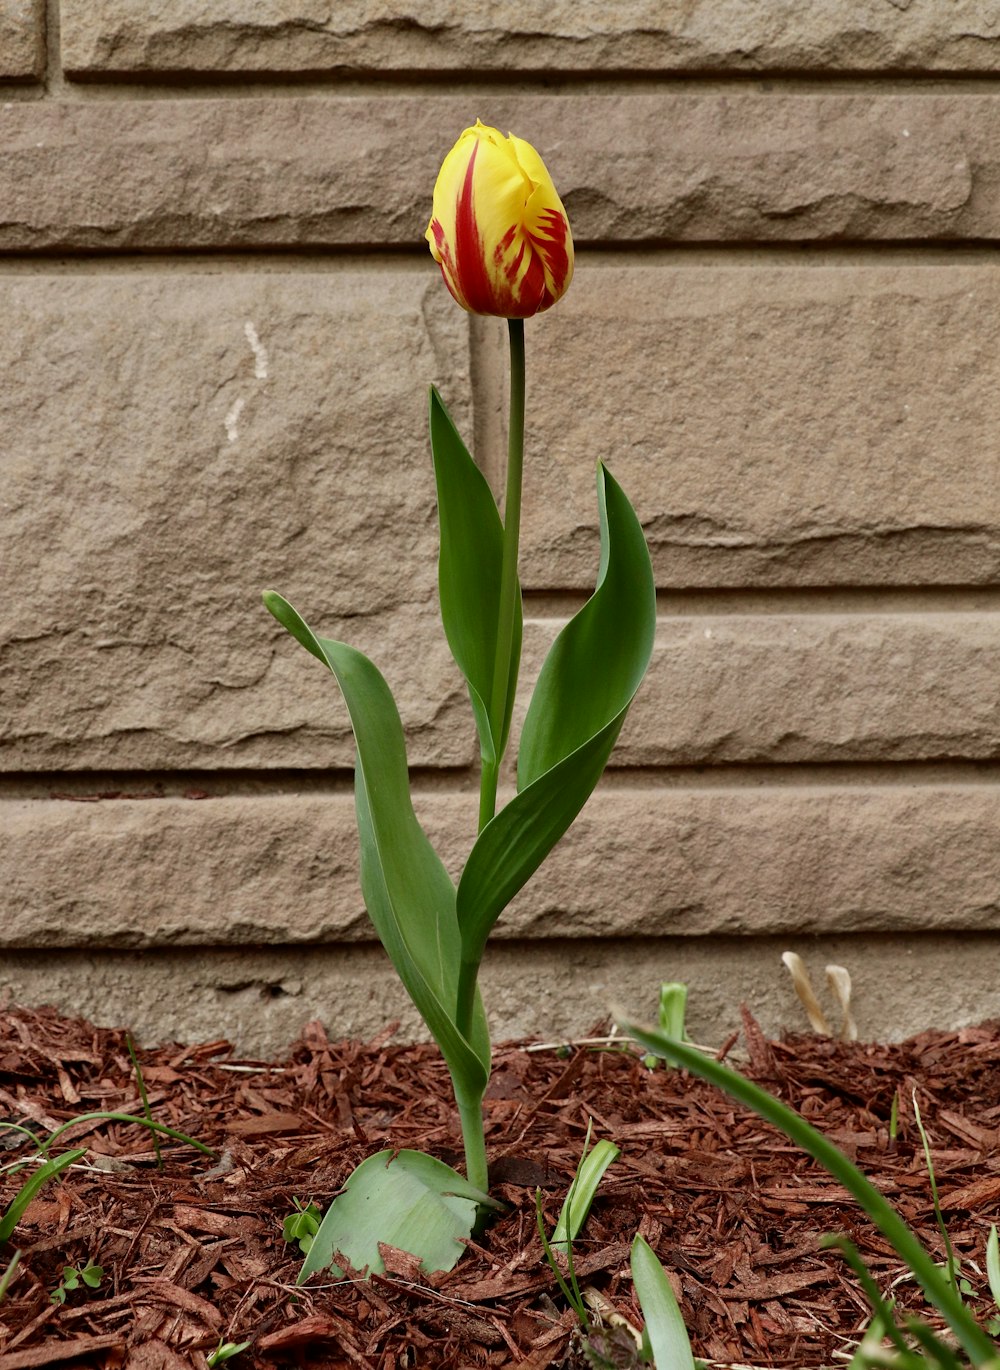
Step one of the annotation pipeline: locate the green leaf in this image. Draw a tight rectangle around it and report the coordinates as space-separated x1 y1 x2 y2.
620 1018 1000 1369
456 463 655 974
631 1235 696 1370
429 387 521 768
551 1133 620 1251
262 593 490 1104
0 1251 21 1305
658 983 689 1040
298 1149 499 1283
0 1150 86 1244
207 1341 253 1367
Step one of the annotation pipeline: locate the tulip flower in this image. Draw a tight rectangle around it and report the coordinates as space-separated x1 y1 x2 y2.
265 118 654 1276
425 120 573 318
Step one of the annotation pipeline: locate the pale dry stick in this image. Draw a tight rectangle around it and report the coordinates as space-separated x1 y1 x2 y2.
524 1033 722 1056
826 964 859 1043
782 951 832 1035
581 1286 643 1348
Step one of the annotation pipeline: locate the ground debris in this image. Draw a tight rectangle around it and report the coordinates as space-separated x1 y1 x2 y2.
1 1004 1000 1366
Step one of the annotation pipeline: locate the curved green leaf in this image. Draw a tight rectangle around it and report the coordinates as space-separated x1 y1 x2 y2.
298 1148 499 1283
621 1019 1000 1369
0 1150 86 1244
455 463 655 973
430 387 521 768
262 592 490 1099
631 1235 697 1370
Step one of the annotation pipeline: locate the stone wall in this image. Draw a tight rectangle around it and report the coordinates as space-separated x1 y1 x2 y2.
4 4 1000 1054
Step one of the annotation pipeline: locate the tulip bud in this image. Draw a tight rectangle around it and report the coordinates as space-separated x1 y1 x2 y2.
426 120 574 319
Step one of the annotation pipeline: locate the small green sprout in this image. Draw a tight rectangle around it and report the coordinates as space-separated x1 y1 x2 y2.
281 1198 322 1255
207 1339 252 1367
643 983 689 1070
0 1251 21 1304
51 1260 103 1304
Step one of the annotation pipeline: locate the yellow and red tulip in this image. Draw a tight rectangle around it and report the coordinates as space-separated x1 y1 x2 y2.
426 120 574 318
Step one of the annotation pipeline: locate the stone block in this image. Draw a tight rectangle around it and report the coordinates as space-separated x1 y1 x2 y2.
0 0 40 79
1 271 475 770
515 262 1000 587
516 614 1000 766
0 91 996 251
6 786 1000 949
5 933 996 1056
59 2 1000 76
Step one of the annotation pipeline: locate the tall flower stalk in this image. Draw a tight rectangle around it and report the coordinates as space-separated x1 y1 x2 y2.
480 319 524 830
263 120 655 1275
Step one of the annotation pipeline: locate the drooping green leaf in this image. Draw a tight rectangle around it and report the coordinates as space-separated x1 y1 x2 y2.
298 1149 499 1283
631 1235 697 1370
429 386 521 769
262 593 490 1103
455 463 655 974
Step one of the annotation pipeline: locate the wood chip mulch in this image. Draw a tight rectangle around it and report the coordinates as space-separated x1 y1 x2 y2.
2 1003 1000 1369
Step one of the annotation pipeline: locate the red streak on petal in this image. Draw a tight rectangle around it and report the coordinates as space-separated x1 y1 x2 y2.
504 238 526 285
514 251 547 316
530 208 572 306
453 144 498 314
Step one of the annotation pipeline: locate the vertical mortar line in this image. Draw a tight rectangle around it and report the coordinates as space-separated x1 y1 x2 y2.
468 314 507 498
43 0 65 96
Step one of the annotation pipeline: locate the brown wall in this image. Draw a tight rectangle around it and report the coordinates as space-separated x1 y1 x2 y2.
4 3 1000 1052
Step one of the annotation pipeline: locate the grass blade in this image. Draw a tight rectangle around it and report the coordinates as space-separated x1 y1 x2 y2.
0 1251 21 1304
619 1017 1000 1368
126 1035 162 1171
0 1150 85 1244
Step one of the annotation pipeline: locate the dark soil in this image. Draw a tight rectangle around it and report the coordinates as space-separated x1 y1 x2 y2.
2 1003 1000 1369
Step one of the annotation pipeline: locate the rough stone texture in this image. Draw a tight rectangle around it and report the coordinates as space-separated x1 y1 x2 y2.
516 613 1000 767
0 92 996 252
59 2 1000 77
5 933 999 1058
0 271 475 771
0 0 40 79
7 787 1000 948
516 262 1000 588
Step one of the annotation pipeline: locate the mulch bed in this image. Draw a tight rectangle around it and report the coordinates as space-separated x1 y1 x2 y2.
2 1003 1000 1369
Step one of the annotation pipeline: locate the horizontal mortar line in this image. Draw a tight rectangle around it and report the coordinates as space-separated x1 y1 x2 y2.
4 758 1000 801
0 247 431 273
24 71 1000 101
3 242 1000 273
524 587 1000 619
597 760 1000 791
0 765 477 801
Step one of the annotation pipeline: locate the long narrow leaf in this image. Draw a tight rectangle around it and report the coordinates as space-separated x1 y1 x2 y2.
552 1136 620 1251
0 1150 85 1243
630 1234 697 1370
518 464 654 789
262 593 490 1099
456 464 655 973
620 1019 999 1368
429 387 520 767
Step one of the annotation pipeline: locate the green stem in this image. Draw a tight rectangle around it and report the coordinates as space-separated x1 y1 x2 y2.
455 1077 489 1195
480 318 525 833
456 321 526 1194
478 760 499 835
